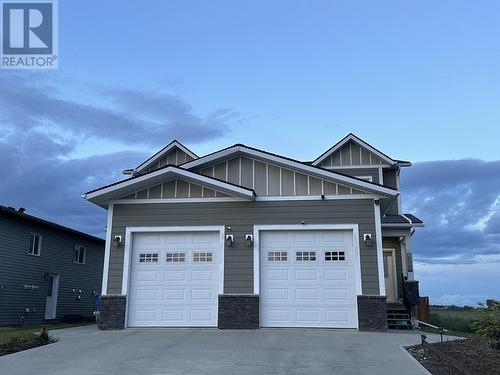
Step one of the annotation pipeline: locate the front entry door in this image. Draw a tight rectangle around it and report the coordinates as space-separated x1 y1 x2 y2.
383 250 397 302
44 274 59 319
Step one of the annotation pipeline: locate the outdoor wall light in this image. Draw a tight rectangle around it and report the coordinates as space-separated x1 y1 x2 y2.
113 235 122 247
245 234 253 246
363 233 372 247
225 234 234 246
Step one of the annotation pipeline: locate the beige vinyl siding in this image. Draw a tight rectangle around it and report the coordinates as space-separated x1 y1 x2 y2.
319 140 385 167
107 199 380 295
194 155 368 197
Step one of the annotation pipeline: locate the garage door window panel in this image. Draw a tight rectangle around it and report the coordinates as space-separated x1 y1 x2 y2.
325 251 346 262
193 252 213 262
166 252 185 263
139 253 159 263
268 251 287 262
296 251 316 262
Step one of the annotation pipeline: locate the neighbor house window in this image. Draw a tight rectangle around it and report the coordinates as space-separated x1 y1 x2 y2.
296 251 316 261
139 253 159 263
28 233 42 256
193 252 212 262
166 252 185 263
267 251 287 262
325 251 346 261
74 245 86 264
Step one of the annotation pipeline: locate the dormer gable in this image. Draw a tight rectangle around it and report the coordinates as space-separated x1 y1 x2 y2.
130 140 198 175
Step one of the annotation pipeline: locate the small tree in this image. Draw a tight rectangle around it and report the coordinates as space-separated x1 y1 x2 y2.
473 301 500 350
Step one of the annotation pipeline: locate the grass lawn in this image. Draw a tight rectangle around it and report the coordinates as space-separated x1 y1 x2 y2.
430 308 481 333
0 322 94 345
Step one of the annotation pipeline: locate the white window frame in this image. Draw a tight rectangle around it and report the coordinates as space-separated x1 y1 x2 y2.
139 252 159 263
165 252 185 263
28 233 42 256
73 244 86 264
357 175 373 182
192 251 213 262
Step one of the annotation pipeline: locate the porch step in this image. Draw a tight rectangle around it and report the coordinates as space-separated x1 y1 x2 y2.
387 304 412 330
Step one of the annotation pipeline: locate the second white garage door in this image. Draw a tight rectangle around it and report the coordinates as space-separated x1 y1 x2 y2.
260 229 359 328
128 230 222 327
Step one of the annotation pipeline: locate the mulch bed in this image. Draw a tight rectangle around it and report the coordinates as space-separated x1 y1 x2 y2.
407 337 500 375
0 337 56 356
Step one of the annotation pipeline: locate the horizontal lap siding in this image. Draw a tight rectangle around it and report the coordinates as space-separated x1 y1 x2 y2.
0 216 104 326
109 199 379 295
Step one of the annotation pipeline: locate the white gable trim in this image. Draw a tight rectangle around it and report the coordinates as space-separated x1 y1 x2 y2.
85 166 255 204
181 145 397 197
312 134 396 166
135 140 198 173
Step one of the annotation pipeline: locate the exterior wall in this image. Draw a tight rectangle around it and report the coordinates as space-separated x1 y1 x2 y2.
327 168 380 184
357 295 388 330
0 216 104 326
142 147 195 172
118 178 231 200
107 199 380 296
319 140 385 167
382 237 403 299
193 155 368 197
382 169 398 189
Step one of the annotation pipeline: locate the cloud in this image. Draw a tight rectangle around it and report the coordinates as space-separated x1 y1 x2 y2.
401 159 500 265
0 74 241 237
0 73 240 146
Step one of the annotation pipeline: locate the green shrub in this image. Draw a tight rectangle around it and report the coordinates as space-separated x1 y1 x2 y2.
430 312 475 333
472 302 500 350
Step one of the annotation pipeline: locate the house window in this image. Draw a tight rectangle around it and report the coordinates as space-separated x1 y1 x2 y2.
267 251 287 262
296 251 316 261
357 176 373 182
166 252 185 263
325 251 346 261
28 233 42 256
193 252 212 262
74 245 86 264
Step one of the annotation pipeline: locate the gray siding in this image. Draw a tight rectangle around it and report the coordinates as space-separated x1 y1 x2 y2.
0 216 104 326
107 199 380 296
319 140 385 167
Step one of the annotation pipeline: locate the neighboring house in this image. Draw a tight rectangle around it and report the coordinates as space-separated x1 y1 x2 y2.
85 135 423 330
0 205 105 326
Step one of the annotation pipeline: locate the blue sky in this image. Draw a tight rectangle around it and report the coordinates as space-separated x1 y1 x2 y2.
1 0 499 306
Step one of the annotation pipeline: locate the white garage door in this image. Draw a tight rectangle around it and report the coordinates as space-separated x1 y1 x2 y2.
260 230 358 328
128 231 222 327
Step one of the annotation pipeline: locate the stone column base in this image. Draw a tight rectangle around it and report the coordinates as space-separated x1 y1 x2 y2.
97 295 126 330
218 294 259 329
357 295 388 331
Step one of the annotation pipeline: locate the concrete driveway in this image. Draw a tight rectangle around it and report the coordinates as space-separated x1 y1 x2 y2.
0 325 451 375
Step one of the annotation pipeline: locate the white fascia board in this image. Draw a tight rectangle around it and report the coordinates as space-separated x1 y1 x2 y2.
182 145 397 197
312 134 396 166
85 166 255 204
135 141 198 173
381 223 425 228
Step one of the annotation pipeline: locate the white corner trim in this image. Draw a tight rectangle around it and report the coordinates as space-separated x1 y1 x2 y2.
374 202 386 296
121 225 225 328
181 145 397 197
135 140 198 173
313 134 396 166
252 224 363 297
85 166 255 202
101 203 113 295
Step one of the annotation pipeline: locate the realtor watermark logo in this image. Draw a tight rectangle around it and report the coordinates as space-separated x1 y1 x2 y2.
1 0 58 69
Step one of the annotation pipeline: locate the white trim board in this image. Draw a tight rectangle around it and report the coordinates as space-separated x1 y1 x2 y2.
135 140 198 173
180 145 397 197
121 225 225 328
101 203 113 294
374 201 386 296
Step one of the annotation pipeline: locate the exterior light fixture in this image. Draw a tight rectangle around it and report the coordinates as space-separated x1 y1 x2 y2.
113 235 122 247
245 234 253 246
225 234 234 246
363 233 372 247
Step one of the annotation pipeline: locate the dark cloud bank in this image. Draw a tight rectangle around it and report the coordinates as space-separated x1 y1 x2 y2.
0 75 499 269
0 75 238 236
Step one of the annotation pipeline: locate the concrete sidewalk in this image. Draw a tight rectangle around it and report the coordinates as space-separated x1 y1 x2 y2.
0 325 455 375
